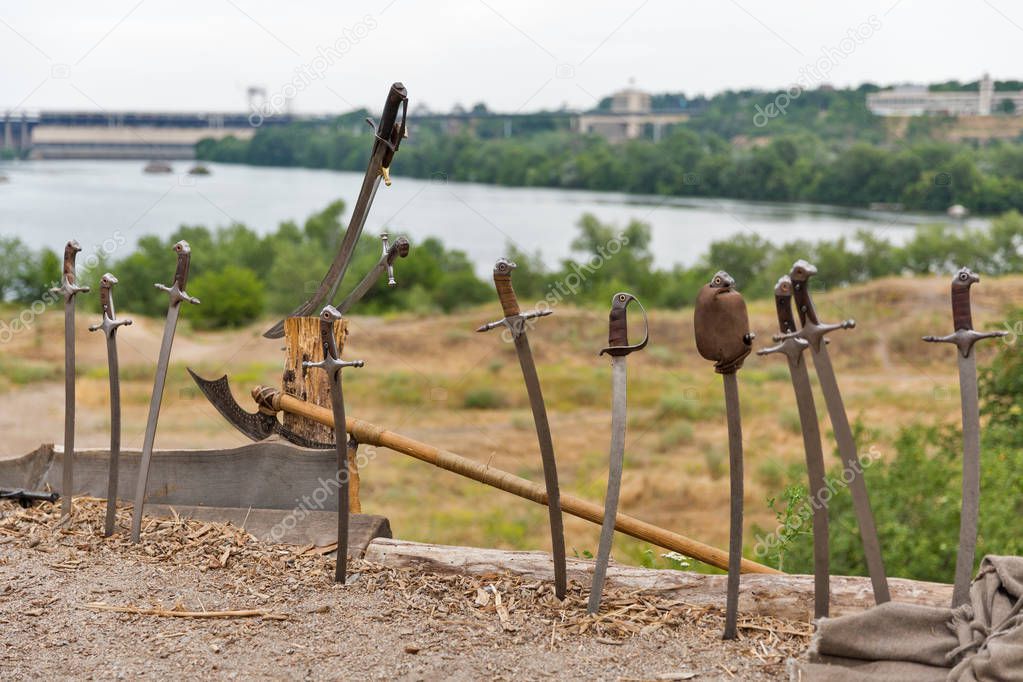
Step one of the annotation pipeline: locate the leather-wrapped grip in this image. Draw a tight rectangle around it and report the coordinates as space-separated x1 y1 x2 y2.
62 241 80 286
173 241 192 291
378 82 407 137
494 270 520 318
952 284 973 331
319 315 338 360
792 282 819 326
608 304 628 348
100 281 113 318
775 292 798 334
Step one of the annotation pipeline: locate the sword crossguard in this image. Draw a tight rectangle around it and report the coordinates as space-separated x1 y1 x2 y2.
303 357 366 374
51 280 90 301
476 309 552 336
757 336 810 363
155 282 200 306
773 318 854 350
304 305 364 375
923 329 1007 359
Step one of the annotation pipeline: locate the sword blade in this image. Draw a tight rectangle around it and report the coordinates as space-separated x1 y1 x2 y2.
722 371 744 640
327 374 350 584
810 344 891 604
787 353 830 618
263 146 386 338
104 334 122 537
62 301 75 518
952 351 981 607
513 332 567 599
588 356 628 614
130 302 182 542
335 248 390 316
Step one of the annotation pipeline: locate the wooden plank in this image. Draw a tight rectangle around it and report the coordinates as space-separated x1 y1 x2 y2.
144 504 391 557
364 538 953 622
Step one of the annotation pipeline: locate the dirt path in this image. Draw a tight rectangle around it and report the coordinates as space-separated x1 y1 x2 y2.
0 499 809 680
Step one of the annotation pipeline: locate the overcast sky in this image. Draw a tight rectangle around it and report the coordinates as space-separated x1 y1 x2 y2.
1 0 1019 114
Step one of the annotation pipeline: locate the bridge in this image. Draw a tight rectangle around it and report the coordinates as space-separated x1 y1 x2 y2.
2 110 298 160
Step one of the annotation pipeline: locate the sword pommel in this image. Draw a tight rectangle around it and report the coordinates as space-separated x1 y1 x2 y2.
378 83 409 182
601 292 649 357
493 258 521 317
773 276 798 335
155 241 200 306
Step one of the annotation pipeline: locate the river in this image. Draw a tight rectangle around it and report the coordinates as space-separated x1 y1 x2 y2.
0 159 985 275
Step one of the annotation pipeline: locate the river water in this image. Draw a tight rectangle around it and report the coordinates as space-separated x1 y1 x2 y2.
0 159 983 275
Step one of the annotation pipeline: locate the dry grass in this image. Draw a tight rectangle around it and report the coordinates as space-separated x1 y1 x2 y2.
1 274 1020 573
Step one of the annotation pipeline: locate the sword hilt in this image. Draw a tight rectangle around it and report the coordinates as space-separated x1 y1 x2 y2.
923 329 1007 358
155 241 200 306
381 233 410 287
304 306 365 373
789 259 821 327
600 293 649 357
492 258 521 317
51 240 91 301
89 272 133 334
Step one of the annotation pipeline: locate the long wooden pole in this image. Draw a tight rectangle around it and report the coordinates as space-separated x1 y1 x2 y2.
253 386 780 575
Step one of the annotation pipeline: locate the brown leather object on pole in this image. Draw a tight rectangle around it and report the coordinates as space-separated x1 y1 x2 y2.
252 385 780 576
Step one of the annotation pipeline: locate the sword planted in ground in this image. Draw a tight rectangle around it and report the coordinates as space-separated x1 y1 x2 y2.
923 267 1006 608
264 83 409 338
758 275 830 618
776 259 890 604
303 306 364 583
88 273 132 537
51 240 89 518
693 270 754 640
477 258 567 599
588 292 648 615
130 240 200 543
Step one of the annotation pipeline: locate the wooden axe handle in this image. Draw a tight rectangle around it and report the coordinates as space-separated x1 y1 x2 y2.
253 386 780 576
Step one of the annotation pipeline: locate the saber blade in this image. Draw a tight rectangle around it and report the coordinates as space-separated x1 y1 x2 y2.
954 352 981 607
103 332 122 536
513 332 568 599
722 371 744 640
62 300 75 518
589 357 627 614
130 303 181 542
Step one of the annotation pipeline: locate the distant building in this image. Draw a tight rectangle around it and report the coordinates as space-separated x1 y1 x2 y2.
577 86 689 142
867 73 1023 116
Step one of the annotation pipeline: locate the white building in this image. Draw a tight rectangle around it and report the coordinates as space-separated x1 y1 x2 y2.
867 74 1023 116
577 86 688 141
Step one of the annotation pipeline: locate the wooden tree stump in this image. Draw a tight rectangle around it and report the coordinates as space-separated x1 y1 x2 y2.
282 316 361 513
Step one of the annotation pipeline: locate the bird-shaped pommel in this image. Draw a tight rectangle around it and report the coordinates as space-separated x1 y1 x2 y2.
601 292 649 357
757 276 810 362
88 273 132 337
155 240 200 307
51 240 90 301
923 267 1006 358
694 271 755 374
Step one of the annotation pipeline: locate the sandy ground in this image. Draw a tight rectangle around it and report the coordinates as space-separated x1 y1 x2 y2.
0 498 810 681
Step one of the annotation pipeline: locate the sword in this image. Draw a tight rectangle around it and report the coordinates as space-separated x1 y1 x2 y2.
303 306 364 583
335 233 411 315
693 271 754 640
758 275 830 618
88 273 132 537
588 292 648 615
477 258 567 599
923 267 1006 608
776 259 890 604
130 240 200 543
50 240 89 518
264 83 408 338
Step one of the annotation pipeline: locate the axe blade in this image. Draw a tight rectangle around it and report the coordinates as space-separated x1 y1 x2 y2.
187 369 333 450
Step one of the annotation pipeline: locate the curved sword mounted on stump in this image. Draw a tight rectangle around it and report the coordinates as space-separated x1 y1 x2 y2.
588 292 648 614
694 270 754 640
477 258 567 600
923 267 1006 608
51 240 90 520
88 273 132 537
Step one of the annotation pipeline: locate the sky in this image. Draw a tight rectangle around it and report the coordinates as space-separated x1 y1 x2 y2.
1 0 1020 114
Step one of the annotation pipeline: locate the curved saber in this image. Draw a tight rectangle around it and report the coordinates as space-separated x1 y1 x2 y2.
130 241 200 543
588 293 648 614
51 241 89 519
923 267 1006 607
264 83 408 339
478 258 567 599
88 273 132 537
758 276 829 618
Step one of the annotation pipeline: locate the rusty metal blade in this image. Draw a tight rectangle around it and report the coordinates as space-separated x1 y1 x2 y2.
953 351 981 607
722 371 744 640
